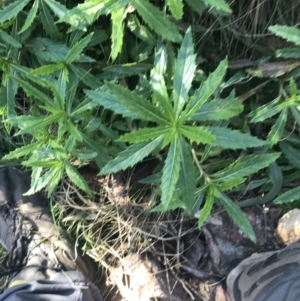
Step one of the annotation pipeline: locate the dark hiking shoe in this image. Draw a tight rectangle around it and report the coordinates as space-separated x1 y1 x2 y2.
226 239 300 301
0 168 95 285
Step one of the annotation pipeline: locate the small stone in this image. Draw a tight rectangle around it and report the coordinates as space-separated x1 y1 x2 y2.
276 209 300 245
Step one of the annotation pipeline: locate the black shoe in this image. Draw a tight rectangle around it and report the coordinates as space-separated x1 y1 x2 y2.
0 168 95 285
226 239 300 301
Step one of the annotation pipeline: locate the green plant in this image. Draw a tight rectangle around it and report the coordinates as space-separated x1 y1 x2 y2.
86 28 281 241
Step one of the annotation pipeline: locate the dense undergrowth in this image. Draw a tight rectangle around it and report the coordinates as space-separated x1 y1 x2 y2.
0 0 300 248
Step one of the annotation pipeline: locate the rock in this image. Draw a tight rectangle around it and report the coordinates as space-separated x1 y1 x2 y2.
276 208 300 245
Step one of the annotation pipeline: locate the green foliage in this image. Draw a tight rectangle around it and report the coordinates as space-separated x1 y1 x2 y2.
1 0 300 245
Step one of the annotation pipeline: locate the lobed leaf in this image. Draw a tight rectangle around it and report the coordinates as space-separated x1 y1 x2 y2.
39 0 61 39
65 33 94 64
133 0 182 43
151 42 174 121
280 141 300 169
166 0 183 19
19 0 39 34
207 127 266 149
198 187 215 227
107 82 167 124
190 98 243 121
202 0 232 13
28 63 64 76
183 58 228 121
173 27 196 118
10 76 59 109
216 177 246 191
269 25 300 46
84 89 138 119
4 142 43 159
160 135 181 209
275 47 300 59
44 0 67 18
178 135 196 215
0 30 21 47
119 126 169 143
213 153 280 182
273 187 300 204
111 7 125 60
179 125 215 144
100 136 164 174
267 107 287 146
65 162 91 193
219 193 256 242
0 0 30 24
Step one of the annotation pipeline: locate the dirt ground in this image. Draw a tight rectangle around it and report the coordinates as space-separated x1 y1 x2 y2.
77 168 286 301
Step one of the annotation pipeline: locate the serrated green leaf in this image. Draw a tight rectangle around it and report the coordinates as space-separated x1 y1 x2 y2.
273 186 300 204
28 37 68 62
275 47 300 59
47 166 63 196
84 89 138 119
151 42 174 121
178 135 195 215
56 69 66 102
184 0 206 14
0 0 30 23
207 127 266 149
133 0 182 43
19 0 39 34
4 141 43 159
213 153 280 182
0 30 21 47
111 7 125 60
5 76 18 116
107 82 167 124
267 107 287 146
161 135 181 208
69 65 101 89
119 126 169 143
44 0 67 18
219 193 256 242
162 127 177 148
39 0 61 39
216 177 246 191
127 15 156 45
183 58 228 121
190 98 243 121
280 141 300 169
248 95 282 122
202 0 232 13
198 188 214 227
7 114 61 136
290 106 300 127
65 119 82 142
65 162 91 193
65 33 93 64
25 166 61 195
179 125 215 144
23 160 62 168
100 136 164 174
58 0 121 30
71 98 99 117
10 76 59 109
28 63 64 76
167 0 183 19
174 27 196 118
269 25 300 46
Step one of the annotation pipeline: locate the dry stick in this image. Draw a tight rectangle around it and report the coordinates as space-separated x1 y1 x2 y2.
161 240 195 300
180 264 222 282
